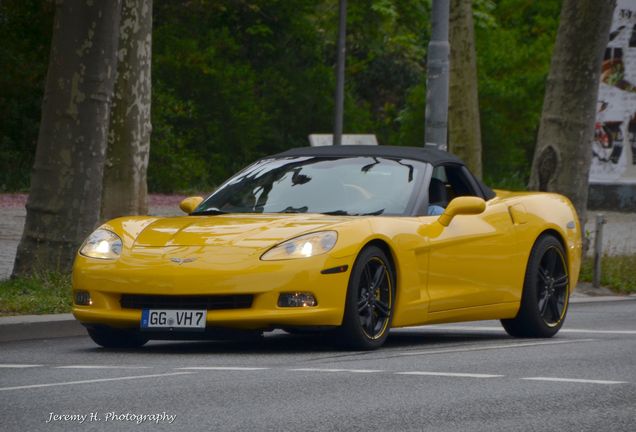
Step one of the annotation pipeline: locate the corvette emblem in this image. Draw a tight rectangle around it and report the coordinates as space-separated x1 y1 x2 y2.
170 257 197 265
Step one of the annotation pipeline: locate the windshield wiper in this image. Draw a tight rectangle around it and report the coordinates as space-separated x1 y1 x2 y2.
278 206 308 214
320 209 385 216
190 207 227 216
321 210 351 215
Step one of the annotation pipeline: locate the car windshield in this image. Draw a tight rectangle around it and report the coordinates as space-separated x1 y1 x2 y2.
194 156 428 216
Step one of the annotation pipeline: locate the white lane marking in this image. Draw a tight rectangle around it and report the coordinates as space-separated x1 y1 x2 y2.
522 377 628 385
396 371 503 378
412 325 636 335
289 368 383 374
56 365 150 369
551 328 636 335
0 372 194 392
398 338 595 356
177 367 269 371
0 364 43 368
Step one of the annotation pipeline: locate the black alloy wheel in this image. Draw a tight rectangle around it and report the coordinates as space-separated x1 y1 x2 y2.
537 246 569 326
338 245 395 349
357 256 393 339
501 234 570 338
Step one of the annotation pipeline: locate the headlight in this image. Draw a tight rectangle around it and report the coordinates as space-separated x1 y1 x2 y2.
261 231 338 261
79 229 122 260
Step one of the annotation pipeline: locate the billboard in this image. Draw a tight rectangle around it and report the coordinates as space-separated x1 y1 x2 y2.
590 0 636 184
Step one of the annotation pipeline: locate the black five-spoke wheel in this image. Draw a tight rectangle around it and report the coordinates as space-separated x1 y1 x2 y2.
537 247 568 326
356 257 393 339
501 234 570 338
338 245 395 349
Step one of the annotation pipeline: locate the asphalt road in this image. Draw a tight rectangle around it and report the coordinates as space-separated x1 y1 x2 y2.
1 300 635 432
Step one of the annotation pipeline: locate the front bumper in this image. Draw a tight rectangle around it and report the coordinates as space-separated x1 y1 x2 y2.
72 248 353 332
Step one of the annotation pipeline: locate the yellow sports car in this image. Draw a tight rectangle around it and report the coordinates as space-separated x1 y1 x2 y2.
73 145 582 349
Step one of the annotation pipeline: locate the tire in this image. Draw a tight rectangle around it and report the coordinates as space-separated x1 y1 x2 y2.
282 327 326 335
87 327 149 348
337 245 395 350
501 234 570 338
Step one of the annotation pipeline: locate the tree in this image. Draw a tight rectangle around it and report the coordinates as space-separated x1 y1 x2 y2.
101 0 152 220
528 0 615 227
0 0 54 192
12 0 122 276
448 0 482 177
475 0 560 189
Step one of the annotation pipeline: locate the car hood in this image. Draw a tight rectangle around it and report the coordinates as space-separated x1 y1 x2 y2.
132 214 351 249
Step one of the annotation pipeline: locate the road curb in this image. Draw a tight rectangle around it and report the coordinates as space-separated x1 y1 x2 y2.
570 295 636 303
0 313 85 343
1 294 635 343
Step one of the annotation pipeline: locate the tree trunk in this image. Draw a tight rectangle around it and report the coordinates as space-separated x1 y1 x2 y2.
12 0 122 276
529 0 615 227
101 0 152 221
448 0 482 177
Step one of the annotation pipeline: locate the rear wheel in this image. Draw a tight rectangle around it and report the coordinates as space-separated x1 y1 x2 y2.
337 245 395 350
87 327 148 348
501 234 569 338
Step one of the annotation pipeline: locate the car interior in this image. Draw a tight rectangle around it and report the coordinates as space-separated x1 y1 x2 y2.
428 164 483 212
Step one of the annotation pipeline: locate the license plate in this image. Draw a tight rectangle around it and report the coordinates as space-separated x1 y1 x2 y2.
141 309 206 331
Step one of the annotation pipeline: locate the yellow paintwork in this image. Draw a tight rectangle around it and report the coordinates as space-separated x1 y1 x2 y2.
179 196 203 214
437 196 486 227
72 191 582 333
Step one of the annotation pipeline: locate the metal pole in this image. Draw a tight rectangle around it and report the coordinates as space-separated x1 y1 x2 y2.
424 0 450 150
333 0 347 146
593 214 606 289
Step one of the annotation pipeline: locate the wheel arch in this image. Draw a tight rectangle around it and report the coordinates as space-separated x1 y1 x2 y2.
361 239 398 299
363 239 396 273
538 229 567 258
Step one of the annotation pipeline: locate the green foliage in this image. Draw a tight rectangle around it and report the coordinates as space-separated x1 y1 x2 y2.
579 255 636 294
0 272 72 316
0 0 564 193
0 0 53 191
151 0 336 190
476 0 561 188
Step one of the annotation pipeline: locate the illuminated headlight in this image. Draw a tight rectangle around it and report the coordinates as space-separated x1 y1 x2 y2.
79 229 122 260
261 231 337 261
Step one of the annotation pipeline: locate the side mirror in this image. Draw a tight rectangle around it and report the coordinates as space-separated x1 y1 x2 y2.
179 196 204 214
438 196 486 227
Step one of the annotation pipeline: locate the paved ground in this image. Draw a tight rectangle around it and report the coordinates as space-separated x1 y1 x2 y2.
0 300 634 431
0 194 634 279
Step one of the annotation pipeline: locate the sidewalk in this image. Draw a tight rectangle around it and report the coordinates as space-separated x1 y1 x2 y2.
0 194 184 279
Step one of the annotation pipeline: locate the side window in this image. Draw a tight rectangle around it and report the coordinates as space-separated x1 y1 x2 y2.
428 164 480 208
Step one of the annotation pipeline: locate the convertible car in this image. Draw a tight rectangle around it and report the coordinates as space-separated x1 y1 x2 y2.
73 145 582 349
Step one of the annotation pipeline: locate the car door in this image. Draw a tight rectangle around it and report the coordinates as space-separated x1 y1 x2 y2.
421 164 523 312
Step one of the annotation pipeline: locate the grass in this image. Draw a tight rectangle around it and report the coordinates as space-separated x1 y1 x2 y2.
579 255 636 294
0 272 72 316
0 255 633 316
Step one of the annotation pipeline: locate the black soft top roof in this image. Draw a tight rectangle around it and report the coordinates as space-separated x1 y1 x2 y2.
273 145 464 166
272 145 495 200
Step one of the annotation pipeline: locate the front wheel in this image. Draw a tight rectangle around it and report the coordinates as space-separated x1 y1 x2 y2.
87 327 148 348
501 234 570 338
337 245 395 350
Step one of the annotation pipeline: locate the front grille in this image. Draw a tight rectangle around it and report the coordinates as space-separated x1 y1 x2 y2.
120 294 253 310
